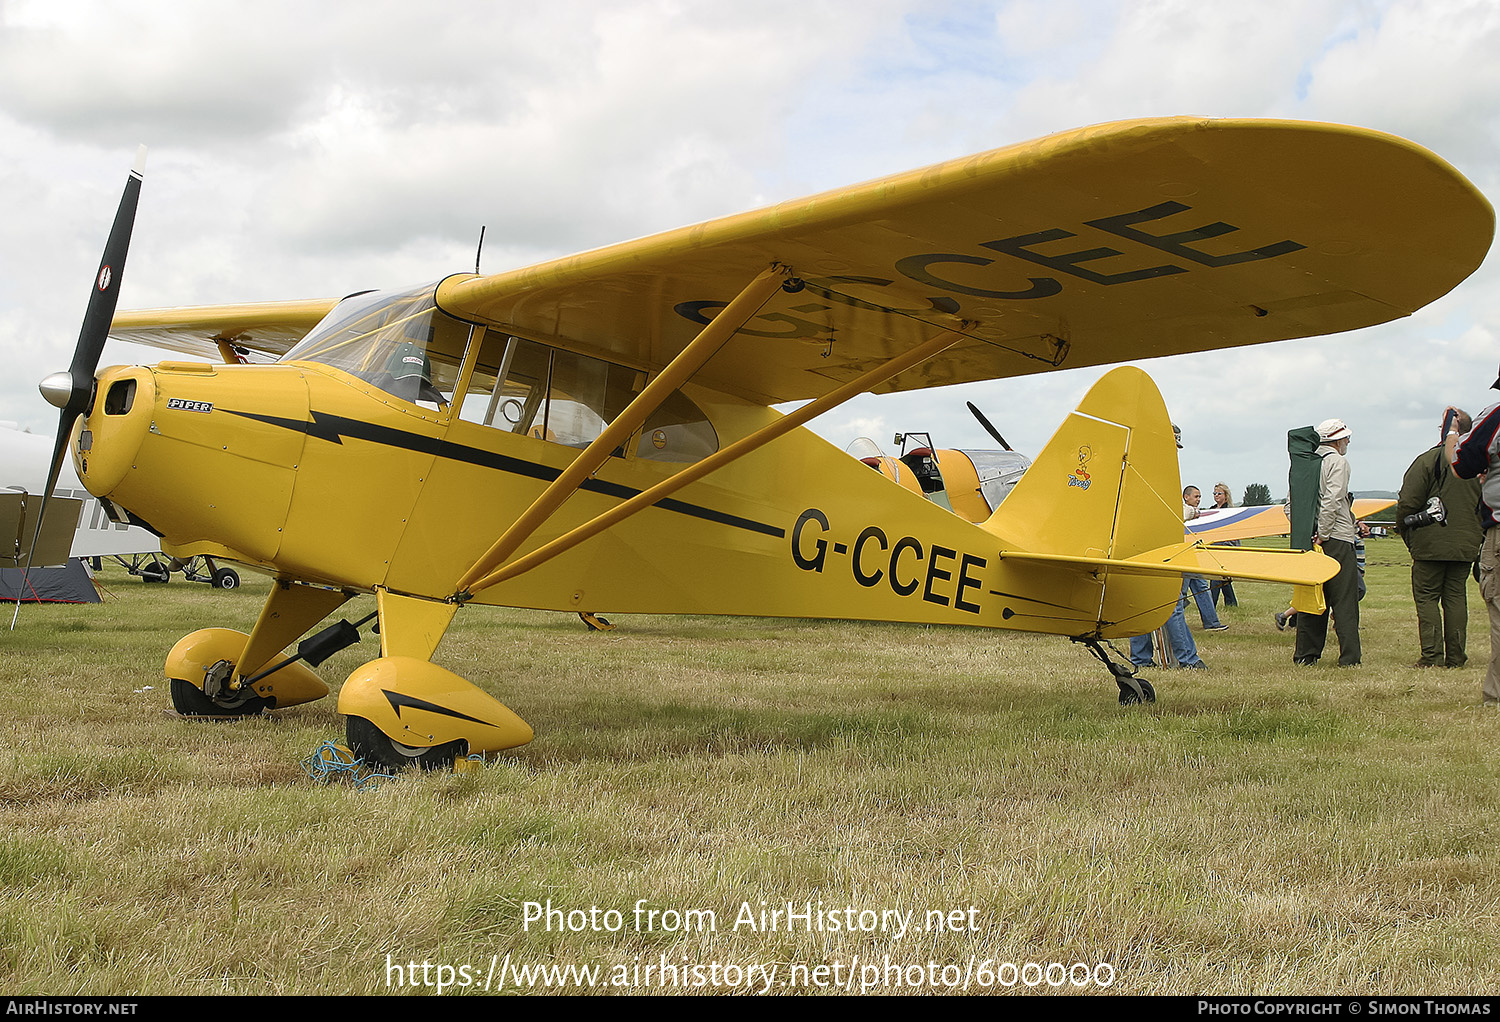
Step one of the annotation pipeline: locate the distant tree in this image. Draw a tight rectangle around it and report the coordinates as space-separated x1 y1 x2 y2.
1242 483 1273 507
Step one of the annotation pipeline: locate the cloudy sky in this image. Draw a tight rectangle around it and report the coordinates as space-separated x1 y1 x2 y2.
1 0 1496 498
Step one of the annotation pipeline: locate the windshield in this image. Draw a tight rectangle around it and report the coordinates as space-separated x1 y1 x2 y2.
283 283 471 410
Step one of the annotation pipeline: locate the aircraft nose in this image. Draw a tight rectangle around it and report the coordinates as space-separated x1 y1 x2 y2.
75 366 153 498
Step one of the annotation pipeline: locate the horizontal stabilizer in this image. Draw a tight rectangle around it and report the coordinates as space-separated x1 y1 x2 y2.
998 540 1338 588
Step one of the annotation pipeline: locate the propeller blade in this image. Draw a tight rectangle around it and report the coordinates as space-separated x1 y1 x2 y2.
42 144 146 493
13 146 146 628
966 400 1012 451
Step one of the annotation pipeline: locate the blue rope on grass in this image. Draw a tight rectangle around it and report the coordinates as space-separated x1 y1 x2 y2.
301 740 488 786
301 740 396 790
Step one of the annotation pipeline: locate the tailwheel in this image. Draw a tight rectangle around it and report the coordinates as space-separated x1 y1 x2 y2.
1116 676 1156 706
346 715 468 772
1072 636 1157 706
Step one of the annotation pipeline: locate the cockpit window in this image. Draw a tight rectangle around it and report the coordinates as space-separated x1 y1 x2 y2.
456 332 718 462
288 285 719 460
283 283 470 411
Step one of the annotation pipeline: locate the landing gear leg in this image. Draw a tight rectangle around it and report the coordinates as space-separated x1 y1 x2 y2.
1073 636 1157 706
165 583 353 717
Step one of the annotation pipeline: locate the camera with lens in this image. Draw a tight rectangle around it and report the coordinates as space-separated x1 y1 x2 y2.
1402 496 1447 531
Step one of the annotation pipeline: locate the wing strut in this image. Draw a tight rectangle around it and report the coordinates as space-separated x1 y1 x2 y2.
453 264 791 595
457 323 971 599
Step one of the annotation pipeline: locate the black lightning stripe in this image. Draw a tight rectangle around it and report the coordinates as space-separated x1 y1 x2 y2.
225 409 786 539
381 689 498 727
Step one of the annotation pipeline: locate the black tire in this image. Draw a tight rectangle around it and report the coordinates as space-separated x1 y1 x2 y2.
1116 677 1158 706
169 677 270 716
141 562 170 584
346 715 468 771
212 569 240 590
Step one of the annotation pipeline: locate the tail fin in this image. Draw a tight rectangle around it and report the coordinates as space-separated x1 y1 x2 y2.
982 366 1182 561
979 366 1185 636
980 366 1336 637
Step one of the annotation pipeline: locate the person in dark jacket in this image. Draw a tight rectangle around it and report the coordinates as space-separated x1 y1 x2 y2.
1400 410 1484 667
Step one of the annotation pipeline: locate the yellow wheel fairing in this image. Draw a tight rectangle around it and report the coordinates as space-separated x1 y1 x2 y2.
337 656 533 753
165 627 330 709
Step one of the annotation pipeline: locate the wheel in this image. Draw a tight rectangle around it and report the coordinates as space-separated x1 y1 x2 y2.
169 677 269 716
346 715 468 771
212 569 240 590
140 562 170 583
1115 675 1156 706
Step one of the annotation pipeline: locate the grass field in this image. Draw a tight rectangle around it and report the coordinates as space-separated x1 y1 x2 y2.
3 537 1499 996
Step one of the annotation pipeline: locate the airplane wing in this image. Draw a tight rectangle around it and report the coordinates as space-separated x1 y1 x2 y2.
111 298 340 362
111 118 1492 402
1187 498 1397 543
1351 497 1397 521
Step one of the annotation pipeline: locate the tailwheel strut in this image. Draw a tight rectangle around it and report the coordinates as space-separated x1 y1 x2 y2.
1073 636 1156 706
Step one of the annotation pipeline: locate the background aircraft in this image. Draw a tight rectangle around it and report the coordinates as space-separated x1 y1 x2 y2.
1 421 160 563
1187 499 1396 543
28 117 1494 769
845 416 1032 524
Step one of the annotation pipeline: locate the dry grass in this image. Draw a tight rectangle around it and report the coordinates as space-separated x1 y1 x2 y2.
2 538 1499 995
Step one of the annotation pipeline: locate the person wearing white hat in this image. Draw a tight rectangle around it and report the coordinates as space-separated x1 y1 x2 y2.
1294 418 1361 666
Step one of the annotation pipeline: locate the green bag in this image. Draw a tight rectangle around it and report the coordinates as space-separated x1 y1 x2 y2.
1287 426 1321 551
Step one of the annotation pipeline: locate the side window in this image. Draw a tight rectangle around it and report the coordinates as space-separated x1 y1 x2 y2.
455 332 718 460
637 392 719 463
457 335 550 434
544 350 637 449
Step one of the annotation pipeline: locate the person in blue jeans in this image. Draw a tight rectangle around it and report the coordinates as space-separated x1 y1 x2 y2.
1182 485 1228 631
1130 579 1207 669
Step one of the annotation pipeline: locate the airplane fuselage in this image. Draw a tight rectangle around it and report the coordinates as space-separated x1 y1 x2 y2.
76 353 1182 640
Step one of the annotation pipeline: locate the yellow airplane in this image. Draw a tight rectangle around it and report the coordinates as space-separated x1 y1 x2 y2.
845 417 1031 524
31 118 1494 768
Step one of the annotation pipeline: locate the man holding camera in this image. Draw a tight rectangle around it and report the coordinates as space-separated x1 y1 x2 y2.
1448 393 1500 703
1399 410 1482 668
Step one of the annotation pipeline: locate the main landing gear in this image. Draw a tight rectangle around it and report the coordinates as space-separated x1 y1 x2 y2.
113 553 240 588
163 583 533 771
1074 636 1156 706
